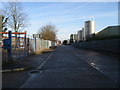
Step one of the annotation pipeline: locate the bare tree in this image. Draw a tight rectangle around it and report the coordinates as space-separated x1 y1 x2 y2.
1 15 8 32
1 1 29 48
1 2 28 32
38 23 58 42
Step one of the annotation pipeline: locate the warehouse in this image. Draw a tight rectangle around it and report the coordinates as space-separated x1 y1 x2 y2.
95 25 120 39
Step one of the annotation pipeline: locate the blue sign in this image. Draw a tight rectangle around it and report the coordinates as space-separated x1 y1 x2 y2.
3 39 11 49
3 31 12 58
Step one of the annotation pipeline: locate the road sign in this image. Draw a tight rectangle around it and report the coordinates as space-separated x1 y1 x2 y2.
3 39 10 49
33 34 42 38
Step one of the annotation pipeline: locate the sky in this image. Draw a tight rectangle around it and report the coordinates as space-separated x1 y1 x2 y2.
0 1 119 41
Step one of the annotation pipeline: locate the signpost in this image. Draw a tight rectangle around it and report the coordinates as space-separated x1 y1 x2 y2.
33 34 42 38
33 34 42 52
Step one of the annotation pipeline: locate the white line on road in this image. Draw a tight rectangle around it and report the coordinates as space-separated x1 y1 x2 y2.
20 50 55 88
75 53 118 84
37 51 55 70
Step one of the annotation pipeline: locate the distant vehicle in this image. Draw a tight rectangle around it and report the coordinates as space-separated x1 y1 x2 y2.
62 40 67 45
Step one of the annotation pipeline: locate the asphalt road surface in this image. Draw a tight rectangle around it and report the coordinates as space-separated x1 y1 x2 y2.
20 45 119 88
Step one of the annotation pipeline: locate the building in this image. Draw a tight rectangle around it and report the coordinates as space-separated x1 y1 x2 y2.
67 39 71 44
70 34 78 43
84 20 96 40
95 25 120 39
77 30 83 42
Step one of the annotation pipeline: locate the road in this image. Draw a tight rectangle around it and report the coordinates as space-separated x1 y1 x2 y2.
20 45 119 88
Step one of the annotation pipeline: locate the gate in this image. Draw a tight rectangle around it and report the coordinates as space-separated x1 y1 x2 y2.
0 31 27 62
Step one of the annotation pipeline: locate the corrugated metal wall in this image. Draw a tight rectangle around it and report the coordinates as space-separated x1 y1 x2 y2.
29 38 56 53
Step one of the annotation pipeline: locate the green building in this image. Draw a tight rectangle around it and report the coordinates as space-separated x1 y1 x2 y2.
95 26 120 39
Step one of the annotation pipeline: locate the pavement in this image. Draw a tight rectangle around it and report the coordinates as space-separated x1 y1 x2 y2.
2 49 54 88
2 49 53 72
2 45 119 88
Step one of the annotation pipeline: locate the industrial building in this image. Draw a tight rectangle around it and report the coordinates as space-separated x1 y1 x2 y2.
77 20 96 42
95 25 120 39
70 34 78 43
84 20 96 40
70 18 119 44
77 29 83 42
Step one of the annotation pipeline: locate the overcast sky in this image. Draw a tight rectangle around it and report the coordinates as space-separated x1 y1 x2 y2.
0 1 118 41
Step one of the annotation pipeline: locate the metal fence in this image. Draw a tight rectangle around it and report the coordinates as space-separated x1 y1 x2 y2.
1 31 27 62
73 38 120 54
29 38 56 53
1 31 56 63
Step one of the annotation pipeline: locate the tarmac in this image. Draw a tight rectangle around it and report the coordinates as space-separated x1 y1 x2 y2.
2 46 119 88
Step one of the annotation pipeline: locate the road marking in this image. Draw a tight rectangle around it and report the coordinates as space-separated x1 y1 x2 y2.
75 52 118 84
1 67 30 73
37 50 55 70
0 70 11 72
20 50 55 88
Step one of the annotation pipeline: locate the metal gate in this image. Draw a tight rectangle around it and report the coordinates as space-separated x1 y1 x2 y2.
0 31 27 62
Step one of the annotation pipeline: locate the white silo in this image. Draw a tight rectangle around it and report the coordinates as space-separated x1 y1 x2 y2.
77 30 83 42
82 28 85 41
84 20 95 38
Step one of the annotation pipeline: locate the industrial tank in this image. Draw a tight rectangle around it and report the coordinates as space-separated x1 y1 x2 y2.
77 30 83 42
70 34 78 43
84 20 95 38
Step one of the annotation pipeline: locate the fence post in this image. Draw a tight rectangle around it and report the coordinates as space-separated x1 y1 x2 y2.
8 31 12 61
34 37 36 52
27 38 29 55
24 31 27 56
